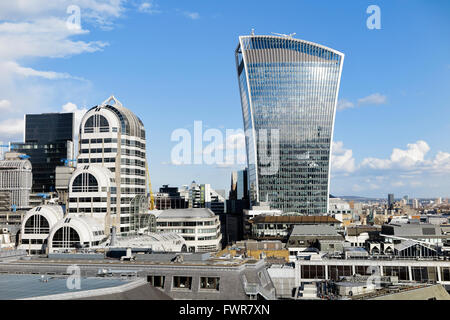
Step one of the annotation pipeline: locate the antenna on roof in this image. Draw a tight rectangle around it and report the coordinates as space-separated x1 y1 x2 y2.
251 28 255 36
271 32 296 38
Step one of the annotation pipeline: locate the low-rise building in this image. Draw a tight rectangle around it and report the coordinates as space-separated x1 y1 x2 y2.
155 208 222 253
249 215 341 241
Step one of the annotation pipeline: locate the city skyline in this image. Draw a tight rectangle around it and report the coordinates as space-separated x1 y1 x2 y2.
0 1 449 198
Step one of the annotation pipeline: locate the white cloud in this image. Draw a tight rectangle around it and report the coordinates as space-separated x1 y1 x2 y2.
392 181 405 187
361 140 430 170
0 1 125 27
138 1 161 14
1 61 79 80
0 1 123 145
0 100 11 111
0 18 107 61
337 99 354 111
0 118 24 136
183 11 200 20
337 93 387 112
357 93 387 106
61 102 87 134
331 141 356 173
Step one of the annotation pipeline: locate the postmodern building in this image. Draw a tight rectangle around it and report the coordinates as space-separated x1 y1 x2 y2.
77 96 147 234
235 33 344 214
18 96 151 253
11 112 74 193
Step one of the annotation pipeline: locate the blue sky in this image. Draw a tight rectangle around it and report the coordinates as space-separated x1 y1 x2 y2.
0 0 449 198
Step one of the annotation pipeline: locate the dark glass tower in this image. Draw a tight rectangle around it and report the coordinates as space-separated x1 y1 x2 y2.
11 113 74 193
235 34 344 214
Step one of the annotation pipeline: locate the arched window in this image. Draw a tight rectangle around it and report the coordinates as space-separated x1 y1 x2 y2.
72 173 98 192
24 214 50 234
52 226 81 248
84 114 109 133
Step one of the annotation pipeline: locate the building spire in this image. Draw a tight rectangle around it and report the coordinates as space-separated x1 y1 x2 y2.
101 95 123 108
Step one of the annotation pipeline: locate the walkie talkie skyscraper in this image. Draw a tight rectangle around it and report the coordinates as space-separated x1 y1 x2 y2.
235 34 344 214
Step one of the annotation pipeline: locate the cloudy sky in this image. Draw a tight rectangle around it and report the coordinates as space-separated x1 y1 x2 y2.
0 0 449 198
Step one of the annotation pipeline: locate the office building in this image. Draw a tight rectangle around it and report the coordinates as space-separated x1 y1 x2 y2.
155 208 222 252
225 169 250 244
388 194 395 209
249 215 340 241
77 96 147 234
19 96 152 253
188 181 225 215
0 152 32 210
235 33 344 214
154 185 188 210
11 113 74 193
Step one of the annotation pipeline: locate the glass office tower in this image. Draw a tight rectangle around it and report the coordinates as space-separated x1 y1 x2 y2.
11 113 74 193
235 35 344 214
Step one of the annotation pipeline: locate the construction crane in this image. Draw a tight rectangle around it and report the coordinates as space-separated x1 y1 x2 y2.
145 161 155 210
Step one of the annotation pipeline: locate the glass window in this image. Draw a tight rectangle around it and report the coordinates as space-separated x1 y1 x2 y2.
173 276 192 290
200 277 220 291
147 275 165 288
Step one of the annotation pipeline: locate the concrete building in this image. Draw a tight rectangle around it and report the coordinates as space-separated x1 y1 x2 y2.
268 257 450 289
155 208 222 253
107 232 187 253
286 225 344 257
329 197 354 226
55 166 75 205
345 226 381 248
0 153 32 210
0 254 276 300
188 181 225 215
249 215 341 241
243 203 282 239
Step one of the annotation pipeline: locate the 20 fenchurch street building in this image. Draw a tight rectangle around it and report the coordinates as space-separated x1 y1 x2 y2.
235 34 344 214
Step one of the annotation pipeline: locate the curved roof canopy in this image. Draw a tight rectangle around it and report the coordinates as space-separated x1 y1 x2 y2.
83 95 145 138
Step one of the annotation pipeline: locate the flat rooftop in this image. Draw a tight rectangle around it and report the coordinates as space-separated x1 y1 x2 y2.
0 274 131 300
156 208 215 219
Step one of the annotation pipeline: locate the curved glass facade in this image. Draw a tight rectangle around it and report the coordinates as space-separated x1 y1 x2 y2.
235 35 344 214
